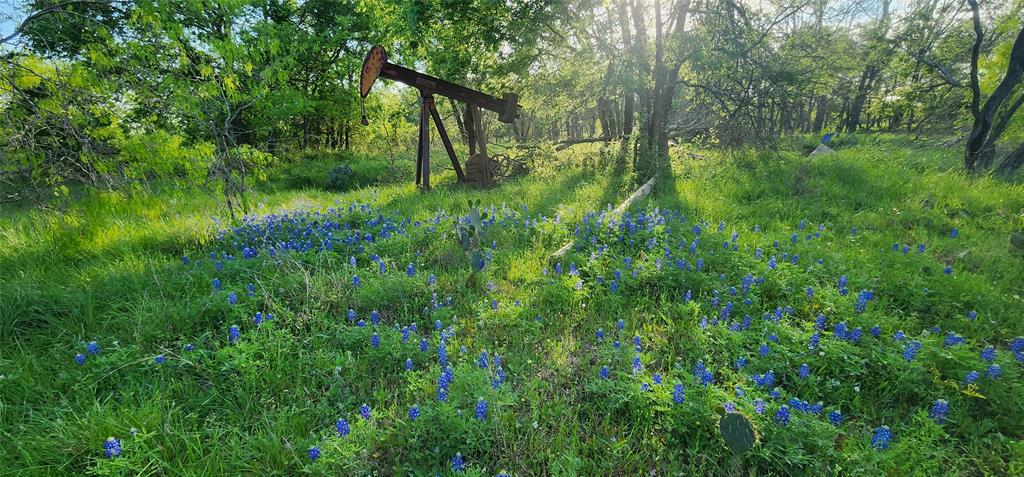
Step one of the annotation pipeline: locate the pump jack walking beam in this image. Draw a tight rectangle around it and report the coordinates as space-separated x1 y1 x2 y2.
359 45 518 189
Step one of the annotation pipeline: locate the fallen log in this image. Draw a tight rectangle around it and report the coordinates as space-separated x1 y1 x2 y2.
551 174 658 258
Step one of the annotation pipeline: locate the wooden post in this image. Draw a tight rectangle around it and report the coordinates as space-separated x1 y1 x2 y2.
429 99 466 182
419 93 432 190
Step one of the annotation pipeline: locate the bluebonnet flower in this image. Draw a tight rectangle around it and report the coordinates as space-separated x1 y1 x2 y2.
349 256 357 267
672 383 685 404
736 356 747 369
227 292 238 305
944 332 964 347
253 312 263 326
352 275 360 287
357 319 366 327
405 358 413 371
754 399 766 414
986 364 1001 379
428 274 437 286
967 310 977 321
184 344 194 352
871 425 892 450
809 332 821 351
438 342 449 367
930 399 948 423
631 355 643 374
336 418 350 436
981 347 996 362
371 310 380 325
893 330 906 341
435 320 443 330
378 260 386 274
347 309 356 322
769 388 781 399
870 325 881 338
247 283 255 297
475 398 489 420
478 350 490 369
228 325 240 343
768 256 777 270
182 256 190 265
965 370 980 384
360 403 371 420
308 446 320 461
616 319 625 330
406 263 415 277
212 278 221 290
596 328 604 341
903 340 922 361
759 343 770 357
633 336 642 352
854 290 873 313
408 405 420 421
75 353 86 365
87 340 100 355
613 340 621 349
917 244 926 253
600 366 609 379
944 266 953 275
798 363 810 379
775 405 790 426
154 354 166 365
806 287 814 298
419 339 428 352
401 327 410 343
724 401 737 413
950 228 959 238
451 452 466 472
103 437 122 458
371 333 380 348
828 409 842 426
753 370 776 388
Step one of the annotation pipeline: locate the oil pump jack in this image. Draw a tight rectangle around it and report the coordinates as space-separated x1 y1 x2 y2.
359 45 520 189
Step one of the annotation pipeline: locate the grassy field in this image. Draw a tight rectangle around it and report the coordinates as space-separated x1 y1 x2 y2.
2 139 1023 475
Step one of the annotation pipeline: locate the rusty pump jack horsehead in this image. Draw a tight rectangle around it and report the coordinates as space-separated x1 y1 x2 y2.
359 45 520 189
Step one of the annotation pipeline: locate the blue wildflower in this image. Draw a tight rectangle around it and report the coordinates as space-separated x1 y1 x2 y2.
775 405 790 426
828 409 842 426
986 364 1001 379
154 354 166 365
798 363 810 379
600 366 609 379
965 370 980 384
405 358 413 371
360 404 371 420
451 452 465 472
212 278 221 290
103 437 122 458
228 325 240 343
672 383 685 404
754 398 766 414
336 418 350 436
75 353 86 365
227 292 238 305
308 446 320 461
871 425 892 450
371 333 380 348
475 398 489 420
981 347 996 362
930 399 948 423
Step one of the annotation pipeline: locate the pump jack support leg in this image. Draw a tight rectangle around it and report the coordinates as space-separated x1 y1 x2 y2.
429 101 465 182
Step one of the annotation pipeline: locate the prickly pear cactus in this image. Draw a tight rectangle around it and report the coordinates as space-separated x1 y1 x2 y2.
453 200 488 285
719 413 757 454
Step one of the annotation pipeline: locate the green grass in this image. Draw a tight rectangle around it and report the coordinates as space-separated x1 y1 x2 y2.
1 140 1023 476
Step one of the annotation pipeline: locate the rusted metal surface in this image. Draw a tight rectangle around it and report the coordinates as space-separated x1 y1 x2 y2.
359 45 520 189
